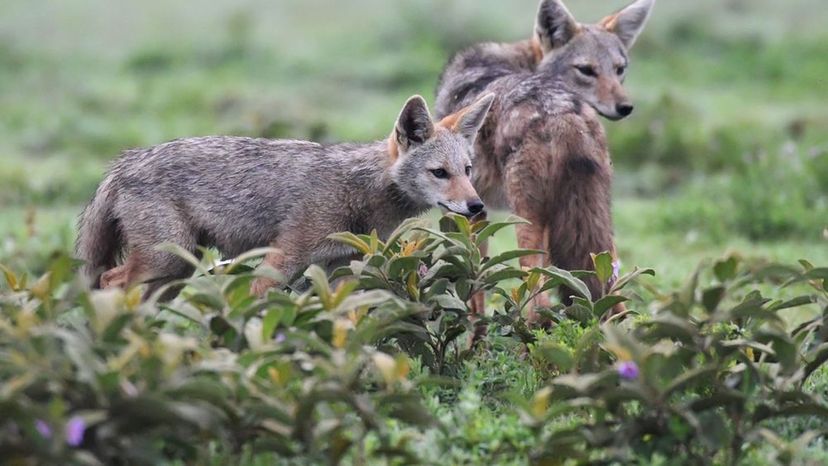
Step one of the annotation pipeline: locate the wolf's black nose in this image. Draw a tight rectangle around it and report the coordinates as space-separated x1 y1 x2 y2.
467 200 485 215
616 104 634 117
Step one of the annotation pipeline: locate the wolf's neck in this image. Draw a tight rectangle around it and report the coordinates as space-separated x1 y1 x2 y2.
383 182 427 217
348 141 429 217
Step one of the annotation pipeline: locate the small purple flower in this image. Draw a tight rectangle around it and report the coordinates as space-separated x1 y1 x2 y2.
417 263 429 279
610 260 621 285
275 332 286 344
65 416 85 447
617 361 639 380
35 419 52 438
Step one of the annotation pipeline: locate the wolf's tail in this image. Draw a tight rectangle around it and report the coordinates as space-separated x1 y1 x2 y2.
75 176 121 288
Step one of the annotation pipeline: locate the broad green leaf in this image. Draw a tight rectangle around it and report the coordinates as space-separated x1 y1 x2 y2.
768 295 816 312
700 286 725 313
329 280 360 309
483 268 527 286
223 247 277 273
305 265 332 307
328 232 373 255
590 251 614 286
156 243 211 276
609 267 655 294
430 294 466 311
262 308 282 341
338 290 397 312
412 227 466 249
713 256 739 282
475 216 528 246
383 217 430 254
0 263 19 290
593 295 628 318
368 229 381 253
804 268 828 281
388 256 422 279
447 213 472 237
536 266 592 301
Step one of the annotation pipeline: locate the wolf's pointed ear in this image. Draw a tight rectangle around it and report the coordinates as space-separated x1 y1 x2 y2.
392 95 435 156
442 93 495 145
534 0 579 54
599 0 655 49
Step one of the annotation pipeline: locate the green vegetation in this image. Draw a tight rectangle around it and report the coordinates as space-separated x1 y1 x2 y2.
2 217 827 464
1 0 827 464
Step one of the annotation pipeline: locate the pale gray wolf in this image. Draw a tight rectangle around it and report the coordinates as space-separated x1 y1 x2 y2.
435 0 655 322
76 93 495 300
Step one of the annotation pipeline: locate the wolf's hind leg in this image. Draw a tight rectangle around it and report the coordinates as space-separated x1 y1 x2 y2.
140 251 197 302
100 264 129 289
113 208 198 301
100 250 151 290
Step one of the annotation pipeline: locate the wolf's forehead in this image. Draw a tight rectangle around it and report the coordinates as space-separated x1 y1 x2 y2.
571 27 628 62
434 134 473 165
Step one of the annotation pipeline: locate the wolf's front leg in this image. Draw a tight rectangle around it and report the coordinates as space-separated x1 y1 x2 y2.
515 222 551 325
468 229 488 347
250 245 304 297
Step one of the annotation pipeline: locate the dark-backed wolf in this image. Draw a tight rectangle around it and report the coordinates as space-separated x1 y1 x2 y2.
435 0 655 321
76 93 495 300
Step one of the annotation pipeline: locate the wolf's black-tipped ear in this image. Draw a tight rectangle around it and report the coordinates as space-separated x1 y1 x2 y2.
534 0 579 54
452 93 495 144
394 95 435 152
600 0 655 49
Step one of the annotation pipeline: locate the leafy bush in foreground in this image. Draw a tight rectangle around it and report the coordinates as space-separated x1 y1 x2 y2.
0 216 827 465
0 253 430 465
521 257 828 465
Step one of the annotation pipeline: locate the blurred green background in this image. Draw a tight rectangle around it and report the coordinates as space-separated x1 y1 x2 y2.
1 0 826 286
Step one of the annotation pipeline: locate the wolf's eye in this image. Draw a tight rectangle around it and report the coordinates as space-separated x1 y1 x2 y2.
465 166 472 176
575 65 597 78
431 168 449 179
616 65 626 76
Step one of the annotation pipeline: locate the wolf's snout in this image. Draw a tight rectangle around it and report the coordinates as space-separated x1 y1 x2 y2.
467 199 485 216
616 103 634 117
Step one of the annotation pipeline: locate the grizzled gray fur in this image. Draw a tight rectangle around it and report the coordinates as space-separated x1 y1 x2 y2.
76 94 494 300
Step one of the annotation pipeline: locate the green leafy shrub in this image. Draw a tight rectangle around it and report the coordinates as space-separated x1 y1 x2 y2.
331 215 534 374
0 251 431 465
520 256 828 465
1 216 827 465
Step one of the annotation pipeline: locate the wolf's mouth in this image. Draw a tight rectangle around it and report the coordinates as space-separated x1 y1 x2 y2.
601 113 626 122
438 202 475 218
595 107 627 122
